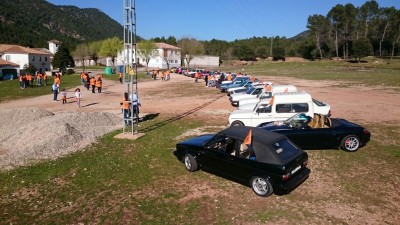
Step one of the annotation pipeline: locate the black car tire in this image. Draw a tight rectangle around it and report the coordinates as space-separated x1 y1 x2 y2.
183 154 198 172
340 135 360 152
250 176 273 197
231 120 244 127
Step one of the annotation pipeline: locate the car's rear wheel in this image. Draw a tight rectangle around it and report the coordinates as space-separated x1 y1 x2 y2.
183 154 198 172
250 176 273 197
340 135 360 152
231 120 244 127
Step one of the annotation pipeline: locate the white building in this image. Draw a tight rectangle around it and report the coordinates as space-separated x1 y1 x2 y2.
47 40 61 54
115 42 181 70
0 44 51 74
185 55 220 68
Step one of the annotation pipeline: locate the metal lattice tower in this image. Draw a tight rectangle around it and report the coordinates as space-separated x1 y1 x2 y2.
123 0 138 134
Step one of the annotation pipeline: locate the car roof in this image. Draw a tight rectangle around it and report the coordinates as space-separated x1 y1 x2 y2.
217 126 300 164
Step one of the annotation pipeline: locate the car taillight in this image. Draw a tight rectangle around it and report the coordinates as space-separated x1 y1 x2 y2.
302 159 308 167
282 173 290 181
364 129 370 135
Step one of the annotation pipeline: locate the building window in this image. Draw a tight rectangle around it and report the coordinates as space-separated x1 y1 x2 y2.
175 60 178 63
6 55 11 61
32 56 35 61
39 56 42 62
45 57 47 62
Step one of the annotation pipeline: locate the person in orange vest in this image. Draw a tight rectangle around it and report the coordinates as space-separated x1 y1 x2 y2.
81 72 86 86
19 74 25 89
37 73 43 86
195 71 200 83
90 76 96 93
120 92 131 124
160 71 165 81
118 72 123 83
96 77 102 93
227 73 232 81
26 74 32 87
43 72 47 86
152 69 157 80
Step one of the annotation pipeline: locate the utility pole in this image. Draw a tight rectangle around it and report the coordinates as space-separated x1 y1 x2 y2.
123 0 138 134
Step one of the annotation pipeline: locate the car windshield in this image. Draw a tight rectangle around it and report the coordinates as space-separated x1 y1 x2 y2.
283 113 310 128
313 98 326 106
245 87 255 94
273 139 300 160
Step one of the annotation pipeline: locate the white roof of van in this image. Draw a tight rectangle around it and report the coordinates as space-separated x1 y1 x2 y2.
272 91 312 103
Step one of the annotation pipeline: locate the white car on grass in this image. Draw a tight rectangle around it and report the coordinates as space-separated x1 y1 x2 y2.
229 91 331 127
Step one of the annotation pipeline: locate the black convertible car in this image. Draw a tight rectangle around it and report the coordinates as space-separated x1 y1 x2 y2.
258 113 371 152
174 126 310 197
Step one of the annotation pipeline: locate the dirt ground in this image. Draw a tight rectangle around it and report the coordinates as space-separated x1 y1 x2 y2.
1 72 399 124
1 73 400 224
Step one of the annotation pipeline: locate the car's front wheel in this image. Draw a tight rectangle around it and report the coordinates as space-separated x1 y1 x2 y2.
340 135 360 152
250 176 273 197
231 120 244 127
183 154 198 172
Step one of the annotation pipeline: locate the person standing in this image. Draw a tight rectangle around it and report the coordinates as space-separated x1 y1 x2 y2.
43 72 47 86
52 82 59 101
96 77 102 93
130 92 141 121
118 72 123 83
19 74 25 89
120 92 131 124
90 77 96 93
75 88 82 108
61 89 67 104
205 74 209 87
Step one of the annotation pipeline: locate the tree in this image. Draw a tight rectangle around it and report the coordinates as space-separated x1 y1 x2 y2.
177 37 204 67
255 46 269 58
358 0 379 38
307 14 330 59
73 43 89 71
53 47 75 71
233 44 255 61
88 41 101 66
166 36 177 46
272 47 286 61
328 5 346 60
137 40 158 70
99 37 123 67
352 38 373 62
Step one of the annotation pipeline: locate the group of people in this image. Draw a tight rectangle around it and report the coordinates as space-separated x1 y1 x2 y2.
120 91 141 125
19 71 48 89
80 72 103 93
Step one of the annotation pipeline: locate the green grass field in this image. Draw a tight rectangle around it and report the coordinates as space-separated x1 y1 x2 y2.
0 60 399 224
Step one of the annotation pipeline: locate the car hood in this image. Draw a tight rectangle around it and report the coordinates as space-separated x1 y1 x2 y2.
177 134 214 147
229 109 254 118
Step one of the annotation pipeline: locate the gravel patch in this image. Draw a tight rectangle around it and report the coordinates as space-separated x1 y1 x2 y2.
0 107 121 170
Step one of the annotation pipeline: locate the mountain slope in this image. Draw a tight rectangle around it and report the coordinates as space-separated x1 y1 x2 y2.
0 0 123 48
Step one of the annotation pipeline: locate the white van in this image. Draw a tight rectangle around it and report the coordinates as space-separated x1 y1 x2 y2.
229 91 331 127
237 84 297 110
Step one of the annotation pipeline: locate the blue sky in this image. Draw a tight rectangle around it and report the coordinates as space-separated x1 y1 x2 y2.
46 0 400 41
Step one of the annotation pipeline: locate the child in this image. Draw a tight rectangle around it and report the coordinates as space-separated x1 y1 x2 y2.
61 89 67 104
75 88 82 108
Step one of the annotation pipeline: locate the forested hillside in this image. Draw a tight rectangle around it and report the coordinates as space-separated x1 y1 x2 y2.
0 0 123 48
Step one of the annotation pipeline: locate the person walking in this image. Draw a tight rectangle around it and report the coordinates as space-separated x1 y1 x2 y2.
75 88 82 108
52 82 59 101
96 77 102 93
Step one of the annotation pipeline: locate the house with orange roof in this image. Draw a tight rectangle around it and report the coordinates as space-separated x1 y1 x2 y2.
0 44 51 74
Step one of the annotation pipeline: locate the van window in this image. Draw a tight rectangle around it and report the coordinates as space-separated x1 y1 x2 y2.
276 103 309 113
256 105 272 113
